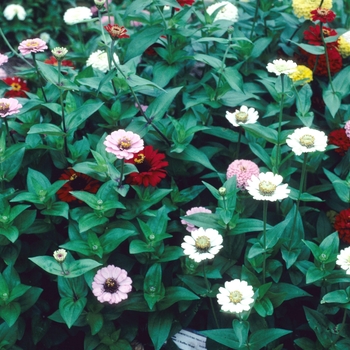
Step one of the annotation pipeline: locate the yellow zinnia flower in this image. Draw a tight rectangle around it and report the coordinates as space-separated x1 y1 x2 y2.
292 0 332 19
338 32 350 58
288 65 313 84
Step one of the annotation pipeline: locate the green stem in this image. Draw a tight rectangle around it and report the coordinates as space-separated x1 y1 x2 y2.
4 118 15 144
99 9 108 44
203 264 220 329
59 262 67 276
274 74 285 174
57 61 68 157
249 0 260 40
236 127 242 158
31 53 48 102
105 0 111 25
108 41 118 95
118 158 125 188
262 201 268 284
77 23 86 52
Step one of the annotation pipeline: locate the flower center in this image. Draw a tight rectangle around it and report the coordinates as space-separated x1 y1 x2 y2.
69 173 78 181
11 83 22 91
117 137 131 150
134 154 145 164
229 290 243 304
0 103 10 114
195 235 211 251
299 134 315 148
239 166 247 172
317 8 329 16
259 180 276 196
26 41 39 48
104 278 119 293
235 112 248 123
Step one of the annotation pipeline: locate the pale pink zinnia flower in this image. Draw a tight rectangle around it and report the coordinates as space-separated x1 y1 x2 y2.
345 120 350 139
0 54 8 66
18 38 48 55
92 265 132 304
0 98 22 118
104 129 144 159
181 206 212 232
226 159 260 190
0 68 7 79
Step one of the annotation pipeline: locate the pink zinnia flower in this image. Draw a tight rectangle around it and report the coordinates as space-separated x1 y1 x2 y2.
226 159 260 190
0 54 8 66
0 68 7 79
0 98 22 118
92 265 132 304
18 38 48 55
345 120 350 139
181 206 212 232
104 129 144 159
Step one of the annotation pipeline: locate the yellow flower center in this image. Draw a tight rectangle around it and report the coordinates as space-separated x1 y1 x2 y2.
118 137 132 150
195 235 211 251
0 103 10 113
317 8 330 16
299 134 315 148
134 154 145 164
259 180 276 196
235 112 248 123
26 41 39 48
69 173 78 181
229 290 243 304
11 83 22 91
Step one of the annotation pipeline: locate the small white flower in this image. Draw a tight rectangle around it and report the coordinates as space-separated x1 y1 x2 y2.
336 247 350 274
53 249 67 263
206 1 239 22
286 127 328 156
40 32 51 43
63 6 92 25
86 50 120 73
181 227 223 263
226 105 259 127
217 279 254 313
266 59 297 76
3 4 26 21
246 172 290 202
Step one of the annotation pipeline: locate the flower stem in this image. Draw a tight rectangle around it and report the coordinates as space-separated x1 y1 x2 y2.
274 74 285 174
98 9 108 45
262 200 268 284
118 158 125 188
236 127 242 158
31 53 48 102
105 0 111 25
57 61 68 157
4 118 15 144
108 41 118 95
249 0 260 40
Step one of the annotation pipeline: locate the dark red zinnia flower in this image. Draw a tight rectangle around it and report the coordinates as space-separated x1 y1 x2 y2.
57 168 101 203
175 0 195 10
303 25 338 46
125 146 168 187
328 129 350 156
104 24 130 39
44 56 75 68
310 8 336 23
334 209 350 244
3 77 29 98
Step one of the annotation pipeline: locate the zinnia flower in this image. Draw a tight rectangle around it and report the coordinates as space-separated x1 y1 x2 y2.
44 56 74 68
225 105 259 127
217 279 255 313
51 47 68 60
3 77 30 98
18 38 48 55
336 247 350 274
286 127 328 156
0 54 8 66
92 265 133 304
63 7 92 25
175 0 195 11
344 120 350 139
56 168 101 203
3 4 26 20
310 8 336 23
104 130 144 160
292 0 332 19
303 25 338 46
328 129 350 156
266 59 297 76
226 159 260 190
206 1 239 22
288 65 313 84
125 145 168 187
181 227 223 263
86 50 119 73
334 209 350 244
53 249 67 263
338 31 350 58
246 172 290 202
181 207 213 232
0 69 6 79
0 98 22 118
104 24 130 39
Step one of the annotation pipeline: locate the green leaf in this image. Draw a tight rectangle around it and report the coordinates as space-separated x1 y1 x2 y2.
200 329 239 348
129 240 155 254
220 90 258 107
249 328 292 349
67 259 102 278
144 263 163 310
250 37 273 59
41 201 69 219
0 226 19 243
78 213 109 233
321 290 350 304
100 228 136 254
242 123 278 144
0 302 20 327
295 43 325 55
323 168 350 203
59 296 87 328
148 311 173 350
0 146 25 181
86 312 104 335
157 286 199 310
323 89 342 118
27 123 65 136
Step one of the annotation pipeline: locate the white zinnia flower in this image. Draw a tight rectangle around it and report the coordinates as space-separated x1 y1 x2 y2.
86 50 120 73
286 127 328 156
3 4 26 21
266 59 297 76
217 279 254 313
226 105 259 127
181 227 223 263
246 172 290 202
53 249 67 262
63 7 92 25
40 32 51 43
336 247 350 275
206 1 239 22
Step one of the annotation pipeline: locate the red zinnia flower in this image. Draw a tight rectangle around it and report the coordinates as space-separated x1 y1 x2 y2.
328 129 350 156
334 209 350 244
104 24 130 39
57 168 101 203
175 0 195 10
3 77 29 98
310 8 336 23
44 56 75 68
304 25 338 46
125 146 168 187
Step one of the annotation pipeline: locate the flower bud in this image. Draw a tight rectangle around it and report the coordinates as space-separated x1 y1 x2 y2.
218 187 226 196
94 0 106 9
53 249 67 263
51 47 68 60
